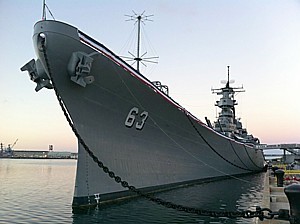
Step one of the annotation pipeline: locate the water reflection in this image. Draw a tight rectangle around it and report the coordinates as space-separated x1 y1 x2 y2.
72 173 265 224
0 159 264 224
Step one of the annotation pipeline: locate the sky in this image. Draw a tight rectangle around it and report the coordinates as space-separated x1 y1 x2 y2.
1 0 300 152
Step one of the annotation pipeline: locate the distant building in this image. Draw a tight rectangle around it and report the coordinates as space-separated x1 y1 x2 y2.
11 150 77 159
13 150 48 158
49 151 78 159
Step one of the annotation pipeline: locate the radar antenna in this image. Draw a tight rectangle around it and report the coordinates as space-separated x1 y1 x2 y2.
227 65 230 83
122 11 158 72
220 66 235 85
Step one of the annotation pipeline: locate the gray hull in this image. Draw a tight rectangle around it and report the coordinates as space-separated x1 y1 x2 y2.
31 20 264 207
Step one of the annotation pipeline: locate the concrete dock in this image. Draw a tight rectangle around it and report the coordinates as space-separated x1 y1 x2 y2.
255 170 290 224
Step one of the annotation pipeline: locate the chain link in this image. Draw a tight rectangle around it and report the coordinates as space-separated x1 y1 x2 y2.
185 114 258 172
40 41 275 220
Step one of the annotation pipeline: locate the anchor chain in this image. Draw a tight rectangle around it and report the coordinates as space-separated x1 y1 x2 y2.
185 114 259 172
40 41 276 221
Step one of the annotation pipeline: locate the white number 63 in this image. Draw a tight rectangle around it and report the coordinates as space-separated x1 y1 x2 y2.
125 107 148 130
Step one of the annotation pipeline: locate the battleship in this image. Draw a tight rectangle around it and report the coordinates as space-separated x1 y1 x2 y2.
21 15 265 207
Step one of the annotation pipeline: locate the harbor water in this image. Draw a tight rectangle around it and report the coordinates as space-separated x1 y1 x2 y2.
0 159 265 224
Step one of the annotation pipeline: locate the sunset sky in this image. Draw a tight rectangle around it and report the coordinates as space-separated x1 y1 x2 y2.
1 0 300 152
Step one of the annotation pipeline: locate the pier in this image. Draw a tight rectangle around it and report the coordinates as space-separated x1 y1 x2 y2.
256 168 300 224
256 143 300 223
259 144 300 150
260 143 300 156
261 143 300 164
257 170 289 224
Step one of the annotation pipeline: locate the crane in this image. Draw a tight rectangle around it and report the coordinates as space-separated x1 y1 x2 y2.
11 139 18 149
6 138 18 153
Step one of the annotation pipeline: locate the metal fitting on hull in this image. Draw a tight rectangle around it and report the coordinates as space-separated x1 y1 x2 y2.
67 51 94 87
20 58 53 92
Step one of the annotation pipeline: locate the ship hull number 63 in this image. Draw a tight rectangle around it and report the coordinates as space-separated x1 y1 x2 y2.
125 107 148 130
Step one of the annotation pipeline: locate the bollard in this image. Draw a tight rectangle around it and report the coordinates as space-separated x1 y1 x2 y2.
275 169 285 187
284 184 300 224
272 166 279 177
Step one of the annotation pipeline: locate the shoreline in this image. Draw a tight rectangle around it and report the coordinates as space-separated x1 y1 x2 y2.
0 157 77 160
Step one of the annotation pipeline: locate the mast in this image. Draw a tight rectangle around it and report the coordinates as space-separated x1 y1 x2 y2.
41 0 55 21
123 11 158 73
211 67 259 144
136 15 142 72
42 0 46 20
211 66 245 136
227 65 230 85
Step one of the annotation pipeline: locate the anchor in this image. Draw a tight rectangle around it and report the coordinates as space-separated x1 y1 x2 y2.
67 51 94 87
20 58 53 92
